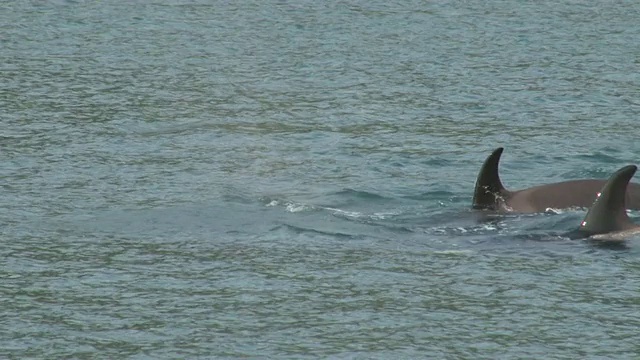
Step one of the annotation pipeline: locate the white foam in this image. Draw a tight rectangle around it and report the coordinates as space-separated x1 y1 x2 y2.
370 211 401 220
285 203 309 213
325 207 363 218
544 207 564 214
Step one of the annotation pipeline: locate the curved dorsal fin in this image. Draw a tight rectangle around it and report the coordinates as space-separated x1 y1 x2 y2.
472 147 508 210
579 165 638 235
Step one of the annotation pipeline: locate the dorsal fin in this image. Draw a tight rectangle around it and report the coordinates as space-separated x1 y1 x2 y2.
579 165 638 235
472 147 508 210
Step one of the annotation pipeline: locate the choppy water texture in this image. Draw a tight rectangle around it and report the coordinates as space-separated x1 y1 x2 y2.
2 1 640 359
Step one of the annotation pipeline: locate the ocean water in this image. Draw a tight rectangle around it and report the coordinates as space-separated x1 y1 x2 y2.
2 1 640 359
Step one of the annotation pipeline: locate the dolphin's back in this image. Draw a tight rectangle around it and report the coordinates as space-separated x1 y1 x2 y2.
513 179 640 212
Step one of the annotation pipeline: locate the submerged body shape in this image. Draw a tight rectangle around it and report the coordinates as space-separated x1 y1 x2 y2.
472 147 640 213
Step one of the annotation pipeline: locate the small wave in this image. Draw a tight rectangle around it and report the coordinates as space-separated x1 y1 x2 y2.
431 249 474 256
402 190 456 202
270 223 355 239
545 208 564 214
329 188 390 201
324 207 400 220
429 222 500 236
370 211 402 220
286 203 310 213
544 207 591 214
266 200 279 207
264 198 402 220
323 207 361 218
265 199 315 213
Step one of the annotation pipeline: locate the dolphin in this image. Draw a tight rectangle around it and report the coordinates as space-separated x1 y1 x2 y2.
578 165 640 241
472 147 640 212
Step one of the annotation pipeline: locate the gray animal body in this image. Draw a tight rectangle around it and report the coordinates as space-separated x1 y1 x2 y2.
578 165 640 240
472 148 640 213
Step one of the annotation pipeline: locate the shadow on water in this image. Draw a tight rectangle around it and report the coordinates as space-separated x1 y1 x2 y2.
471 210 637 251
587 240 631 251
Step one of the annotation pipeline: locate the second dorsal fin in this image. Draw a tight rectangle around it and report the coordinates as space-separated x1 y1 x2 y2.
579 165 638 235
